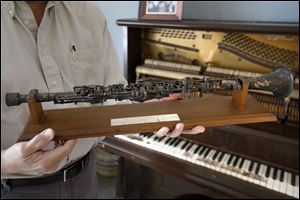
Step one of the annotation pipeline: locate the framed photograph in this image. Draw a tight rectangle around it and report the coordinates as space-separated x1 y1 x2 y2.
139 1 183 21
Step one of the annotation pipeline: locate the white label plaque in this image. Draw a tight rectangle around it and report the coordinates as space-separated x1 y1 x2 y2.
111 114 180 126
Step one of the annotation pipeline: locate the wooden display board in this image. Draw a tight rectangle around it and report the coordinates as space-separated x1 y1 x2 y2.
18 84 277 141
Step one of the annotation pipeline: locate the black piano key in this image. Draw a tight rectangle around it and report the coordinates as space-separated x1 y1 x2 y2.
193 145 202 154
168 138 176 145
233 156 239 167
212 150 220 160
139 133 146 136
170 138 179 146
203 149 211 157
291 174 296 186
255 163 261 175
227 155 234 165
279 170 284 182
173 139 182 147
198 147 207 156
145 132 151 136
266 166 271 178
172 138 181 147
158 136 165 142
165 138 173 144
181 141 189 149
238 158 245 169
145 132 153 138
168 138 176 146
273 168 278 179
218 152 225 162
153 136 159 141
248 161 254 172
185 143 194 152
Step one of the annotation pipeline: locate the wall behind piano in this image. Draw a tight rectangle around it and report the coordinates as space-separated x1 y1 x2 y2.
92 1 299 74
183 1 299 22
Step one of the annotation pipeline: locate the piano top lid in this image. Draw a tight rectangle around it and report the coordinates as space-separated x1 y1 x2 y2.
116 19 299 34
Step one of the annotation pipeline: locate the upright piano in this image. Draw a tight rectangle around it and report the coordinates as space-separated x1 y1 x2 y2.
99 19 299 199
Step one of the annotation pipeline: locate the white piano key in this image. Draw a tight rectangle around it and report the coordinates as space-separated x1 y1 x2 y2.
169 140 183 155
258 164 267 187
273 169 281 192
215 160 225 172
286 173 294 197
279 171 288 194
154 139 170 153
241 160 250 181
252 162 261 185
205 150 216 169
202 149 212 160
266 167 274 189
191 146 203 164
220 154 230 173
167 139 181 154
185 144 198 161
196 148 209 166
231 158 243 178
178 143 193 160
213 152 223 171
225 155 236 176
293 175 299 198
247 161 256 183
172 140 186 154
207 149 216 160
161 138 174 151
157 137 170 148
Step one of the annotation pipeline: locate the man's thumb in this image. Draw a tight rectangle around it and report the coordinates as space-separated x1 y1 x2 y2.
23 128 55 156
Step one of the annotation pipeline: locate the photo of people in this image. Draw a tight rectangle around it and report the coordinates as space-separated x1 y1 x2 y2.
146 1 177 14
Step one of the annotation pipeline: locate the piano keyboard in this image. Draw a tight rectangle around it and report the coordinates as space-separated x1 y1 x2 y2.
114 133 299 198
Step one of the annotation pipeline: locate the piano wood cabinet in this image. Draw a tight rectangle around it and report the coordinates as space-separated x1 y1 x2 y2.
99 19 299 199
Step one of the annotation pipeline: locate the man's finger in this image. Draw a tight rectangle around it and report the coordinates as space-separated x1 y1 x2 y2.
144 98 160 103
167 123 184 138
182 125 205 135
155 127 169 137
161 93 183 101
23 128 55 156
44 140 77 164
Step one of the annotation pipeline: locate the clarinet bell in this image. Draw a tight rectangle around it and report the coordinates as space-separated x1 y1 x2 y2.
248 66 294 98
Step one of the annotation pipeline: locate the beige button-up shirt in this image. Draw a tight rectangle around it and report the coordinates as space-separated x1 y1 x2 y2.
1 1 126 178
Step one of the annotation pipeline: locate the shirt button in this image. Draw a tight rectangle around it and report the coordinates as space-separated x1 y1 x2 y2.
42 50 47 56
9 10 13 16
24 20 29 25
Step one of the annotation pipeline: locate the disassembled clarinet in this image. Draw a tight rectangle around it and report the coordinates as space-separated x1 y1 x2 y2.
6 66 294 107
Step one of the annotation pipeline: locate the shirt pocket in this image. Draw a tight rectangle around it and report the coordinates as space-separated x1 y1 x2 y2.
69 48 104 85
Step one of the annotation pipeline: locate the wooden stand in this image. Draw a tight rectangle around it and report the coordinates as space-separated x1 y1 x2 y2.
18 83 276 142
232 81 249 111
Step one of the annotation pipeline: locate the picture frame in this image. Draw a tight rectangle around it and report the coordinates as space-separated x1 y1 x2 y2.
139 1 183 21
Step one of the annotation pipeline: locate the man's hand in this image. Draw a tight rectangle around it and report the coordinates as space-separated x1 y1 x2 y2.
145 93 205 138
1 128 76 175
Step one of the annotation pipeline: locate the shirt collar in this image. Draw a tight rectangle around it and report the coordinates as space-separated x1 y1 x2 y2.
1 1 58 18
